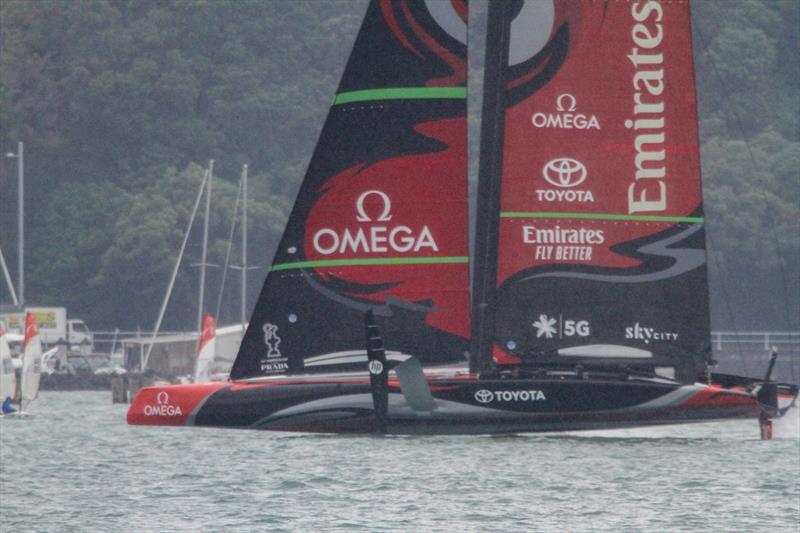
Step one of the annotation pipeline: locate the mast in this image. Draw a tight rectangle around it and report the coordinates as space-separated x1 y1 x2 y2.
240 163 248 330
142 170 208 371
17 142 23 306
215 163 252 331
4 142 24 305
197 159 214 334
470 2 512 375
0 246 19 305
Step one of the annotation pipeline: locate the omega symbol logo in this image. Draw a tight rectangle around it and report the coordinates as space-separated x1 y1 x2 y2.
356 190 393 222
474 389 494 404
556 93 576 112
262 323 282 358
542 158 587 188
368 360 384 375
156 391 169 405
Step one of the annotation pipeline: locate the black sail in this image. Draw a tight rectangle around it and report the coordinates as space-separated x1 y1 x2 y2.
231 0 470 380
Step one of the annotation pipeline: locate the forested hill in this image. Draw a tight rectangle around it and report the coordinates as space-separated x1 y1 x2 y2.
692 1 799 330
0 0 797 331
0 0 366 329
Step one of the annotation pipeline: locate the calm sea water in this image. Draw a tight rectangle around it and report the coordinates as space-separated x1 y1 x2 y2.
1 391 798 532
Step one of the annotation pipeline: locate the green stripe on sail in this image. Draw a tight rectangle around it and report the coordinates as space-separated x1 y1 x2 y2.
270 256 469 272
333 87 467 105
500 212 704 223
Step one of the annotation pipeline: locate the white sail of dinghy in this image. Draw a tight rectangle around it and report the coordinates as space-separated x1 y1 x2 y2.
19 312 43 411
0 323 17 410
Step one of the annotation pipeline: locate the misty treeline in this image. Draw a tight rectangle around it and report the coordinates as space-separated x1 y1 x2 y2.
0 0 797 331
0 0 365 329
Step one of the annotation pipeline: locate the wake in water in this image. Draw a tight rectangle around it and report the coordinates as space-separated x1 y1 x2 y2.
538 406 800 441
0 411 36 420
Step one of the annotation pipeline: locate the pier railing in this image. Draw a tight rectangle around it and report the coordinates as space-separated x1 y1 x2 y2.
710 331 799 382
711 331 800 352
92 330 201 358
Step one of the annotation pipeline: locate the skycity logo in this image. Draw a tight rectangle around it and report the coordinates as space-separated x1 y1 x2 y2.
625 323 678 343
143 391 183 417
474 389 546 404
537 158 595 203
531 93 601 130
312 190 439 255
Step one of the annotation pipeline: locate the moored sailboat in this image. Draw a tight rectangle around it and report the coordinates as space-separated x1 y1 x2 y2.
193 314 217 383
128 0 797 435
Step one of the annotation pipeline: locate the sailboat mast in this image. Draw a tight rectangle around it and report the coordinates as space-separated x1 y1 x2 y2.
17 320 24 410
0 246 19 305
197 160 214 334
142 170 208 371
12 141 24 306
469 3 512 374
240 163 248 330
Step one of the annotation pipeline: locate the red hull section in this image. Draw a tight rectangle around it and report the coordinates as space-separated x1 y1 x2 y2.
127 383 227 426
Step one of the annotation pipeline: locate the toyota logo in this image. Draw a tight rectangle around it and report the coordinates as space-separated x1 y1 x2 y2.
368 360 384 375
542 158 587 188
156 391 169 405
474 389 494 404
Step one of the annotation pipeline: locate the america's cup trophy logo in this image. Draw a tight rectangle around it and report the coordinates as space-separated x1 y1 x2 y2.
262 323 281 359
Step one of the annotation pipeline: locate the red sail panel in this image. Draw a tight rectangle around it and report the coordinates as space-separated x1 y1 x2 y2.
488 0 709 381
302 118 469 339
500 1 700 279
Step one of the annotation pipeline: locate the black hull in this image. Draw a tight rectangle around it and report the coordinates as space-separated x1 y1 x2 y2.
128 372 798 435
